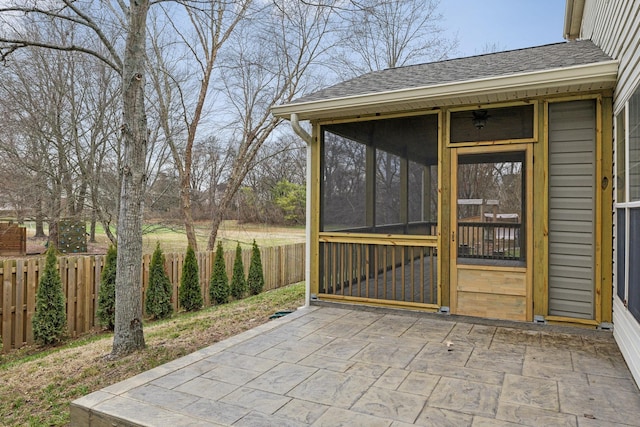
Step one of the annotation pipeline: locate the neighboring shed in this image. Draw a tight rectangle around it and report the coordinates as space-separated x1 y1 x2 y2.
0 222 26 256
272 39 617 326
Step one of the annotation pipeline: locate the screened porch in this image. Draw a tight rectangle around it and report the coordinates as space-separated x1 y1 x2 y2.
318 114 440 307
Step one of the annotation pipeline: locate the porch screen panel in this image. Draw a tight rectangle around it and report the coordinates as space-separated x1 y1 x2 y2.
456 152 524 262
322 114 438 234
321 131 367 231
548 100 596 320
409 161 438 235
450 104 534 143
375 150 401 229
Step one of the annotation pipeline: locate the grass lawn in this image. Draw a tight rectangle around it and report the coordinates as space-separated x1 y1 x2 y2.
0 283 305 426
18 220 304 256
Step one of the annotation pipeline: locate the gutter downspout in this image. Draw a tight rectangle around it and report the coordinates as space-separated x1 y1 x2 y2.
563 0 585 40
290 113 313 308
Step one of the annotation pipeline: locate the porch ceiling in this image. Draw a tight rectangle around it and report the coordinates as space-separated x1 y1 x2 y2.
272 61 618 122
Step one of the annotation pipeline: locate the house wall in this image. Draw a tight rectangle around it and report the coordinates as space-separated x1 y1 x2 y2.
580 0 640 111
580 0 640 387
547 100 597 320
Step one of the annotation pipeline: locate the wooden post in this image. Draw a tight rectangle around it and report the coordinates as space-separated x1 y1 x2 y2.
439 110 451 308
3 260 13 352
93 256 102 330
26 258 36 343
15 260 24 349
600 94 614 323
76 257 85 335
65 258 76 337
83 257 92 333
532 100 549 317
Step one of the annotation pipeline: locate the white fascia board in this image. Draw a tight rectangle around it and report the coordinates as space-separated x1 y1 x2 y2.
272 60 618 120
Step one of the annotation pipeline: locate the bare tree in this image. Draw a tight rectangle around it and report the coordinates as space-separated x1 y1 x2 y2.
0 0 150 356
0 29 89 241
112 0 150 356
204 0 338 249
147 1 251 250
236 133 306 224
189 135 236 219
334 0 457 76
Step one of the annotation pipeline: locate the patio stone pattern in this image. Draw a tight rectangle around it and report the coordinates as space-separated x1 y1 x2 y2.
71 303 640 426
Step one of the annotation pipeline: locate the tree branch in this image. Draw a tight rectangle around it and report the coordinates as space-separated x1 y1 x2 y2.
0 37 122 73
0 3 123 72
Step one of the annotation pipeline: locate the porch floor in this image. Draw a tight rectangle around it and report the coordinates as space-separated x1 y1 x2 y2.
72 303 640 426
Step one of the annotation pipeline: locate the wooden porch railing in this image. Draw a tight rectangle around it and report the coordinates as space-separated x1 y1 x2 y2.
457 222 522 260
318 234 438 307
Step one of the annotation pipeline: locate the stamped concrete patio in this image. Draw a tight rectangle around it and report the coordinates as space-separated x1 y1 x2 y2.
71 303 640 426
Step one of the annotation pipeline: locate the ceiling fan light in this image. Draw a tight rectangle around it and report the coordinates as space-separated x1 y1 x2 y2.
472 110 489 129
473 117 486 129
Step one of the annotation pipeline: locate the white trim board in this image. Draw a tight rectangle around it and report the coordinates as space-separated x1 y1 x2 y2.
613 297 640 389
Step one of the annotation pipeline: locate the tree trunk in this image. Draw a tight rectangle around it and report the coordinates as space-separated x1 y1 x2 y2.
207 209 223 251
48 220 58 248
181 187 198 251
90 210 97 243
34 198 46 238
111 0 149 357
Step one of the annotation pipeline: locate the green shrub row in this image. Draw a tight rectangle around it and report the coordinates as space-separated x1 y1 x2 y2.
33 241 266 347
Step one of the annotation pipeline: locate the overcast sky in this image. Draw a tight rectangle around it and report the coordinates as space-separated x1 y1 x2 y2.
439 0 567 58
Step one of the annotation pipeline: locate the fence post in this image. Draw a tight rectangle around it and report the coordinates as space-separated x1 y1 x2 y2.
2 260 12 352
82 257 92 333
93 255 102 331
67 257 77 337
26 258 37 344
15 260 24 350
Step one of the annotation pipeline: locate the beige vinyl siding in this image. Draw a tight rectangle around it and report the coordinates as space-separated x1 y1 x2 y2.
581 0 640 110
548 100 596 319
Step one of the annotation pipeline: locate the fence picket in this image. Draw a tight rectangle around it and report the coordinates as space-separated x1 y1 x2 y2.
3 260 13 352
26 258 37 344
83 257 92 332
15 260 24 348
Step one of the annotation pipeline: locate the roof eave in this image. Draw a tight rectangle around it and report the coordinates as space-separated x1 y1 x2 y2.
272 60 618 121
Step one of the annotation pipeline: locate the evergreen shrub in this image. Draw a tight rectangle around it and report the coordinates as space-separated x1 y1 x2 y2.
32 246 67 345
96 245 117 331
179 246 202 311
230 243 247 300
209 241 229 304
248 240 265 295
145 242 173 319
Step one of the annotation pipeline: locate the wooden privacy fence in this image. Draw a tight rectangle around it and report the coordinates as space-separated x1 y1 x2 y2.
0 243 305 353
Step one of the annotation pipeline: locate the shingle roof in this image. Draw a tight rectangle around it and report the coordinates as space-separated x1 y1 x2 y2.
292 40 612 104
